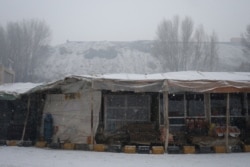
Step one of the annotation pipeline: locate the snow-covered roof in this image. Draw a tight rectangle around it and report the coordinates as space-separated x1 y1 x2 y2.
93 71 250 81
0 71 250 100
0 82 43 100
90 71 250 93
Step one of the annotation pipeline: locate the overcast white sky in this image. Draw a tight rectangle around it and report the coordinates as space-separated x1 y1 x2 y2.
0 0 249 45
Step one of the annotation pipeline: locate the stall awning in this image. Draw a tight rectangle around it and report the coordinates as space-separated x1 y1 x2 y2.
0 71 249 98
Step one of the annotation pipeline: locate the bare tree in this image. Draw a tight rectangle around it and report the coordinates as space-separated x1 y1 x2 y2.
154 16 180 71
153 16 218 72
203 32 219 71
242 25 250 53
6 19 51 81
240 24 250 71
192 25 205 69
0 25 8 65
180 16 193 70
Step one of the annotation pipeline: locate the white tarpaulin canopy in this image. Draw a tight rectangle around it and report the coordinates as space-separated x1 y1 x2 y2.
42 91 101 144
91 71 250 93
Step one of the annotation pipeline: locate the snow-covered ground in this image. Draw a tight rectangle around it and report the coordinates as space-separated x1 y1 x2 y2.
0 146 249 167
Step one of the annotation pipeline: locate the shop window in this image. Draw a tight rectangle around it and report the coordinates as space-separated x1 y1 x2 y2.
230 93 244 116
211 93 226 116
168 94 184 117
106 96 125 107
168 94 185 133
210 93 226 125
105 94 151 131
186 94 205 117
230 93 246 130
210 93 246 128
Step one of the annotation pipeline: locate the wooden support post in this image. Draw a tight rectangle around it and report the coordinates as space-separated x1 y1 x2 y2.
21 96 31 142
163 91 169 151
91 90 94 148
226 93 230 153
204 93 211 124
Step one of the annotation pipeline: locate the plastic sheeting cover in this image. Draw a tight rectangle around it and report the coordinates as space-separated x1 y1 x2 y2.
42 90 101 144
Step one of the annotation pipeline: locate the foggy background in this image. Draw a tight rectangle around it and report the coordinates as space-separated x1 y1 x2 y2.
1 0 249 45
0 0 250 82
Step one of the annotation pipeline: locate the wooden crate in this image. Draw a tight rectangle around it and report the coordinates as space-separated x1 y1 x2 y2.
35 141 47 148
93 144 106 152
6 140 17 146
243 145 250 152
49 143 61 149
152 146 165 154
63 143 75 150
107 145 122 153
183 146 196 154
137 146 150 154
230 145 242 153
0 140 6 146
199 146 213 153
213 146 226 153
167 146 181 154
124 145 136 153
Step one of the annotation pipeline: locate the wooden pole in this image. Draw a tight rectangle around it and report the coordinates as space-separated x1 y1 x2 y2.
91 90 94 148
163 91 169 152
21 96 31 142
205 93 211 124
226 93 230 152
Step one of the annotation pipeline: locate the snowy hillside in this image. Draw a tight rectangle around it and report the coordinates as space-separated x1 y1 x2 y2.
34 41 162 81
217 42 246 71
34 41 246 82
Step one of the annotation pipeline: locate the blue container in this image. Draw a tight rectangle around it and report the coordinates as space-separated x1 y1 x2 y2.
44 113 53 143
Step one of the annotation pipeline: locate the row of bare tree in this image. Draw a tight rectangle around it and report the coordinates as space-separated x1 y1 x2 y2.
0 19 51 82
241 24 250 71
0 17 249 82
153 16 219 71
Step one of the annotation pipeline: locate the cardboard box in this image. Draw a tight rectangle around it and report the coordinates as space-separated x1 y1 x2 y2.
93 144 106 152
213 146 226 153
152 146 165 154
7 140 17 146
124 145 136 153
243 145 250 152
183 146 196 154
35 141 47 148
